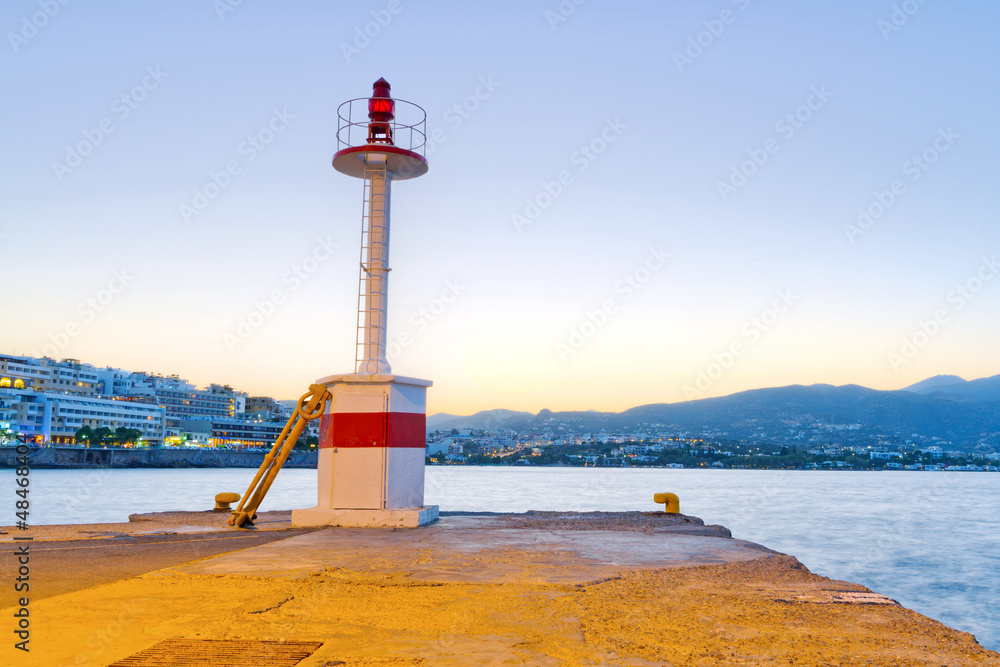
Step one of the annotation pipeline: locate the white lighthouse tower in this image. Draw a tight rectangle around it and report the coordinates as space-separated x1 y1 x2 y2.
292 78 437 528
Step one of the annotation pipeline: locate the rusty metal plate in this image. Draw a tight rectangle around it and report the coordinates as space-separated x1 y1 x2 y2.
107 638 323 666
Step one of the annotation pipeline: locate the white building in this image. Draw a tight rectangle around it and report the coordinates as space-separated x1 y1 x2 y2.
179 417 286 449
0 353 275 447
1 355 99 394
245 396 290 420
0 355 47 390
94 366 141 395
0 388 166 445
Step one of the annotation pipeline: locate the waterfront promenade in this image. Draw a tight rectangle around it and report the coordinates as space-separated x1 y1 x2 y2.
0 446 318 469
3 510 998 666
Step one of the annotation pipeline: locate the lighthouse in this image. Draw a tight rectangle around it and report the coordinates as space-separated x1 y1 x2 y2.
292 79 437 528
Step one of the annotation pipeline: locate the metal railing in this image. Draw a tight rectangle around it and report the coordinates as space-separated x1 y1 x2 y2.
335 97 427 156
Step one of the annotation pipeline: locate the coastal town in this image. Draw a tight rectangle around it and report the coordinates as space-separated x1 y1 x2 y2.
425 427 1000 471
3 353 996 471
0 353 305 450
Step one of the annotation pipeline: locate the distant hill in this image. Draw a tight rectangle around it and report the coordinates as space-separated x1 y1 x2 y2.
426 413 463 429
427 409 534 432
903 375 967 393
426 374 1000 449
618 383 997 443
903 374 1000 403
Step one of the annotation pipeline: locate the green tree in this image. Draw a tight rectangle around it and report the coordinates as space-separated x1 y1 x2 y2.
75 425 94 445
112 427 143 446
293 434 319 451
92 427 113 446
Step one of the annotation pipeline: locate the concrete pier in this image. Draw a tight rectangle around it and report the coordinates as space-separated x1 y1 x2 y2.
2 511 997 666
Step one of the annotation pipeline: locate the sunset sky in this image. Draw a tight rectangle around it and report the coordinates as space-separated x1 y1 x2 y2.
2 1 998 415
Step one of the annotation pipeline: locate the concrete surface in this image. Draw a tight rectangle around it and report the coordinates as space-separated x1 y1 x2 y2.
291 505 440 528
2 511 998 667
165 514 769 585
0 529 319 607
0 509 300 543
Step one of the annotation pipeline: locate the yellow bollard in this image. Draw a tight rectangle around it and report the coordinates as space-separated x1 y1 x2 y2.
214 492 241 512
653 492 680 514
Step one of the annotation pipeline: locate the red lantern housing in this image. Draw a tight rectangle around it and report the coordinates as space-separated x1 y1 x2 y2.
367 77 395 144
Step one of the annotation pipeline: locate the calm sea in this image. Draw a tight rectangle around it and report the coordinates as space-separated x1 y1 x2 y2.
4 467 998 652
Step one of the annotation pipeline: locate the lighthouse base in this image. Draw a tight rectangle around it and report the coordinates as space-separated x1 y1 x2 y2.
291 505 439 528
291 373 435 529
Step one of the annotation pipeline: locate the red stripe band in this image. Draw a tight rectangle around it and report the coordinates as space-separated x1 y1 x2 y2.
318 412 426 449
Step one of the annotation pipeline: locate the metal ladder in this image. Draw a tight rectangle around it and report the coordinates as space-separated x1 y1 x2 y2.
355 158 391 372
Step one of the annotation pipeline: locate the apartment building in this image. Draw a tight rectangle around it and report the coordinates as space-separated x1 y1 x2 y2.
180 417 286 449
1 353 287 447
0 388 166 445
0 355 99 394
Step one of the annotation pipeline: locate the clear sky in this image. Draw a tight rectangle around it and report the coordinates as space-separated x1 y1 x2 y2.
2 1 998 415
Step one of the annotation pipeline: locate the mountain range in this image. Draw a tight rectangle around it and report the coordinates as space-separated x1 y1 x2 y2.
427 374 1000 450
